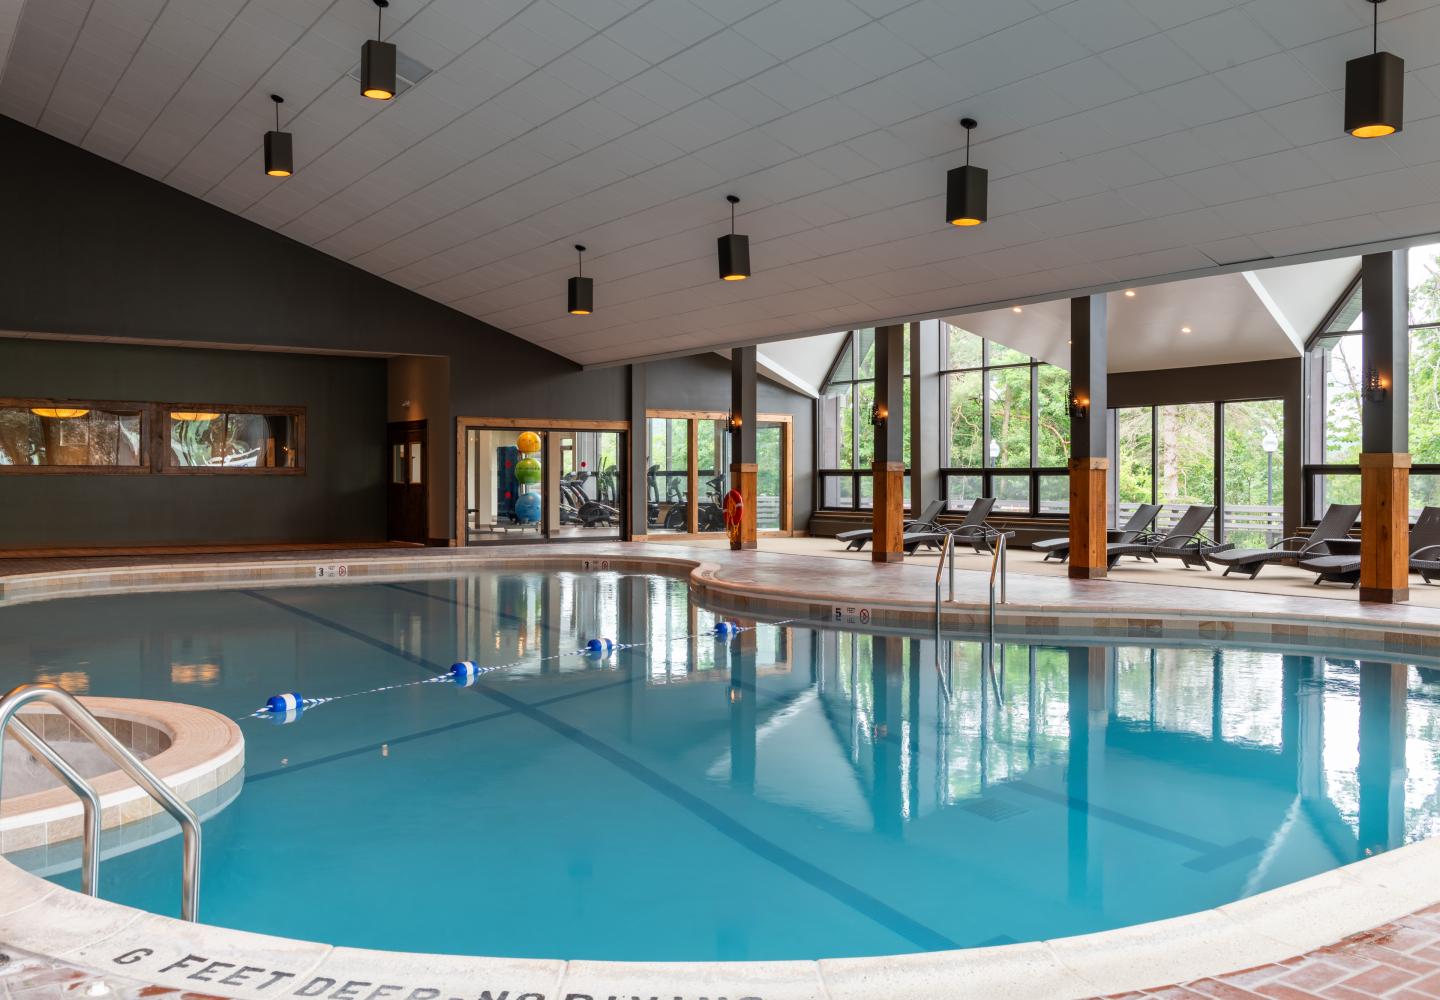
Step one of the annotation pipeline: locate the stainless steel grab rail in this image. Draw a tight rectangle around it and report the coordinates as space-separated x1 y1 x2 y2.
988 531 1008 640
933 530 956 621
0 683 201 921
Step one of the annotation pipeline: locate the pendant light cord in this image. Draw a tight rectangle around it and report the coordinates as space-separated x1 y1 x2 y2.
730 198 735 234
965 126 971 166
577 246 583 277
274 100 280 131
377 2 383 40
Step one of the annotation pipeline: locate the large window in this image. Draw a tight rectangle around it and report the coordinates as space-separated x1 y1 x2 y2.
941 323 1070 514
0 403 144 470
819 329 904 509
167 408 301 470
1306 244 1440 520
0 399 304 474
1116 401 1279 541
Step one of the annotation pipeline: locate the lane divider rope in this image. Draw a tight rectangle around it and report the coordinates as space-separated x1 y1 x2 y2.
241 618 795 724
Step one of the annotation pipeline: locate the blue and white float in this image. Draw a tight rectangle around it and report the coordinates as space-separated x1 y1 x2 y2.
586 637 617 656
266 692 303 715
714 620 742 639
450 660 480 685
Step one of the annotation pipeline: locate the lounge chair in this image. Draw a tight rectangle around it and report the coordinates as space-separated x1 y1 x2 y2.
1302 507 1440 587
903 497 998 554
1106 505 1229 570
1208 504 1360 580
1032 504 1162 563
836 499 945 551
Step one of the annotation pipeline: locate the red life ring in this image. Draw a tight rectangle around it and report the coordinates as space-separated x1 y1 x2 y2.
723 489 744 543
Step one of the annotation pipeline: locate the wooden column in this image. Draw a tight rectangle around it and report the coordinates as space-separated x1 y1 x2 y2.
1360 250 1410 603
872 325 906 563
730 346 758 550
1069 296 1109 579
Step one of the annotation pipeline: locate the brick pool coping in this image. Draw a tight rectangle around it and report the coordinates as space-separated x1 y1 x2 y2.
4 543 1440 999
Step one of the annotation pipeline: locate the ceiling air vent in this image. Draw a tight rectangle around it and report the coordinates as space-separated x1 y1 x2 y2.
346 52 431 98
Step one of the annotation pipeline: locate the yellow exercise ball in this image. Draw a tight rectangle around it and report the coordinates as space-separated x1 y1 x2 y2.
516 431 542 455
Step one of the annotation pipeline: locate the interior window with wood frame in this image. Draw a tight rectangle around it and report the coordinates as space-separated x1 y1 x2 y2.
165 406 303 471
0 401 146 470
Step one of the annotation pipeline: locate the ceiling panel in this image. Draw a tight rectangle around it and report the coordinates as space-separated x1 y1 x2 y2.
2 0 1438 365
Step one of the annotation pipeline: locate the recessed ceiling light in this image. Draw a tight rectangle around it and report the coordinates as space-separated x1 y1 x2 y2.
1124 289 1136 298
1181 326 1192 334
1011 305 1022 313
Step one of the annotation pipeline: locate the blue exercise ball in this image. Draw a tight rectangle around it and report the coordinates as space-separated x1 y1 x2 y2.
514 491 542 524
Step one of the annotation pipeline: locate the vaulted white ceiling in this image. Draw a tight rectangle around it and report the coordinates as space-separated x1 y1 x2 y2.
5 0 1440 367
944 254 1358 371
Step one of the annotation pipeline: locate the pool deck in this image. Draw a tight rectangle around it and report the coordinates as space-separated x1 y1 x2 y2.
6 539 1440 999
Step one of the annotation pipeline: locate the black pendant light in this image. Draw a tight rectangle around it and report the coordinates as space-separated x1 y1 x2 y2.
947 117 987 226
264 94 292 177
361 0 397 100
1346 0 1403 138
568 245 593 315
717 194 750 281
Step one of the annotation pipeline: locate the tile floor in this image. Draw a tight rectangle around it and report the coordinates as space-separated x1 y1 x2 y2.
1101 903 1440 999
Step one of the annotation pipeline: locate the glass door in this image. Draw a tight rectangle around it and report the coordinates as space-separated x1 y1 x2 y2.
553 429 623 540
695 417 729 533
463 427 546 544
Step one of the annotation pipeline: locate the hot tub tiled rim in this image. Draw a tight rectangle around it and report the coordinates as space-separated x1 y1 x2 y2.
0 698 244 853
3 545 1440 999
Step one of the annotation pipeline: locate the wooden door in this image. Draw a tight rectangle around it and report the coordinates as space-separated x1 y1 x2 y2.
387 421 427 543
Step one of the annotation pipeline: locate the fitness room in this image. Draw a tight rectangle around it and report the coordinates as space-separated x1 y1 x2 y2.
645 409 793 538
458 418 626 544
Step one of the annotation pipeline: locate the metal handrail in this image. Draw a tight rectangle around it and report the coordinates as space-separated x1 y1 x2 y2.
933 530 955 620
988 532 1008 639
0 683 201 921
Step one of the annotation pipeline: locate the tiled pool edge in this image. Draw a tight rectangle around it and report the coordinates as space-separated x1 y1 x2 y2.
4 547 1440 999
4 545 1440 656
4 839 1440 1000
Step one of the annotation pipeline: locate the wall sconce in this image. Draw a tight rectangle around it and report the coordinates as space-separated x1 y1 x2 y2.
1070 396 1089 420
871 403 887 427
728 411 742 430
1366 367 1389 403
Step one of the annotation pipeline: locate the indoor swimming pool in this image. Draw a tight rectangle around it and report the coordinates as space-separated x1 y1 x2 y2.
0 569 1436 962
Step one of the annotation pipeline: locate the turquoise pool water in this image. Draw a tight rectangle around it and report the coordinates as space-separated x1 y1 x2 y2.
1 570 1437 961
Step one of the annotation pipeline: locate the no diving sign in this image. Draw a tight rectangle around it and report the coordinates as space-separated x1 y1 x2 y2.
833 605 872 625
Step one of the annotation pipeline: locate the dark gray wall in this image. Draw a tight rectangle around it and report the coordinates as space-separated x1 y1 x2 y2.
0 339 385 547
646 354 815 528
0 116 626 418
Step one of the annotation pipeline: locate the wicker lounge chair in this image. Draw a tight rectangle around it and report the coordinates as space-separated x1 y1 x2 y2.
903 497 998 554
1301 507 1440 587
1105 505 1229 570
836 499 945 551
1208 504 1360 580
1031 504 1161 563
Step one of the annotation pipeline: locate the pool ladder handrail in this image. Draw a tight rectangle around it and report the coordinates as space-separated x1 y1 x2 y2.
0 683 201 921
987 530 1008 640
